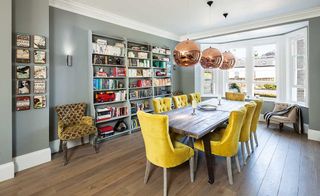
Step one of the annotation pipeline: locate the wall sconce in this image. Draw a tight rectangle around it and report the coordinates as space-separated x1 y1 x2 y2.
66 55 72 67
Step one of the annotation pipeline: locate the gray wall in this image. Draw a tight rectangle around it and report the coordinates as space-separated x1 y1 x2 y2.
12 0 50 156
0 0 12 165
49 7 179 141
308 17 320 131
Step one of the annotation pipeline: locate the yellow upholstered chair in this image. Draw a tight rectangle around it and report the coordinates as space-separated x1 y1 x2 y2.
55 103 97 165
194 107 247 184
189 92 201 103
153 97 172 113
137 111 194 196
239 101 257 165
250 99 264 151
173 95 189 109
225 92 246 101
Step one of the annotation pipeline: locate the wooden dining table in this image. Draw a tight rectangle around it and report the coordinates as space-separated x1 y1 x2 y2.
163 98 247 184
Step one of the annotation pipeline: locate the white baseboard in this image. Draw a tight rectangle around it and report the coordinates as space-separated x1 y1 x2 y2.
49 136 90 153
13 148 51 172
308 129 320 141
0 162 14 182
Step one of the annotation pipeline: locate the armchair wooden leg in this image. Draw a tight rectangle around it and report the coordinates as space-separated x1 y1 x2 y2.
59 140 63 153
250 132 254 153
245 141 251 157
94 136 100 153
189 156 194 182
81 137 84 145
62 141 68 165
226 157 233 185
254 132 259 147
279 123 284 130
235 155 241 173
241 142 246 165
144 160 151 184
163 168 168 196
293 123 299 132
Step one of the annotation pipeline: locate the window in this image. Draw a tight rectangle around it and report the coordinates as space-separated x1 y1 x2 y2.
289 31 308 105
197 26 308 106
252 44 277 98
227 48 247 93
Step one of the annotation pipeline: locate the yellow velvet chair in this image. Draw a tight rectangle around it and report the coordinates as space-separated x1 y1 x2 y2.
137 111 194 196
194 107 246 184
239 101 257 165
225 92 246 101
55 103 97 165
250 99 264 151
189 92 201 103
153 97 172 113
173 95 189 109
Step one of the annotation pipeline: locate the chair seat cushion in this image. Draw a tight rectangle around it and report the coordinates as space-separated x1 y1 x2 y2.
270 115 293 123
60 124 97 140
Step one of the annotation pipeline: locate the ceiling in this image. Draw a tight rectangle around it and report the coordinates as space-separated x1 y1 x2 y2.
50 0 320 40
199 21 308 43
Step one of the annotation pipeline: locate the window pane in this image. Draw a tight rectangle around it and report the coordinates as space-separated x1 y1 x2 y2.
253 83 277 98
203 70 214 94
229 48 246 67
253 44 276 83
228 82 247 93
228 67 245 81
292 87 305 103
297 56 304 69
297 70 305 85
297 39 305 55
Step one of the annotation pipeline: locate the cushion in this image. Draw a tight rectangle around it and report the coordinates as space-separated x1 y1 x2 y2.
60 124 96 140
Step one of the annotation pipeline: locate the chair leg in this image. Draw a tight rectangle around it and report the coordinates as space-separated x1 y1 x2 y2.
62 141 68 165
189 156 194 182
144 160 151 184
241 142 246 165
254 132 259 147
226 157 233 185
81 137 84 145
250 132 254 152
279 123 284 130
163 168 168 196
59 140 63 153
235 155 241 173
245 141 251 157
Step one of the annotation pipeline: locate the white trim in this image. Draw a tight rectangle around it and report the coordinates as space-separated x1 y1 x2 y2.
49 136 90 153
181 7 320 41
308 129 320 141
49 0 180 41
0 162 14 182
13 148 51 172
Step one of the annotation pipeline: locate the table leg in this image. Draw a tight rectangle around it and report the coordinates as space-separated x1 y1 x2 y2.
203 134 215 184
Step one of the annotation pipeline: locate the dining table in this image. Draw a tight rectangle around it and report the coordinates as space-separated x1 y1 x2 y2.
163 98 247 184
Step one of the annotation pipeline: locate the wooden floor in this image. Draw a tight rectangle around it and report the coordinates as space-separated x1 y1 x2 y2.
1 123 320 196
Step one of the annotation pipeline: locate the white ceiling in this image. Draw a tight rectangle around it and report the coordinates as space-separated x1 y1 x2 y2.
199 21 308 43
50 0 320 40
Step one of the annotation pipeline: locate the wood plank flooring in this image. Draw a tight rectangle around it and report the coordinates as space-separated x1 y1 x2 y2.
1 123 320 196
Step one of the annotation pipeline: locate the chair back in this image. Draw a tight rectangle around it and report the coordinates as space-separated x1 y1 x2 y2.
55 103 86 126
225 92 245 101
189 93 201 103
173 95 188 109
240 102 257 142
250 99 264 132
219 107 247 156
137 111 175 167
152 98 172 113
273 103 289 112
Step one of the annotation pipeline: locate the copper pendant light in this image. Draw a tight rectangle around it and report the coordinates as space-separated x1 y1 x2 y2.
200 47 223 69
219 51 236 70
173 39 201 67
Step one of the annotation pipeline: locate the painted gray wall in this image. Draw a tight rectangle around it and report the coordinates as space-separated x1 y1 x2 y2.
308 17 320 131
12 0 49 156
0 0 12 165
49 7 179 141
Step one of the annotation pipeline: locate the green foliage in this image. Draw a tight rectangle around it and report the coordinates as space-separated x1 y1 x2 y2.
229 83 241 93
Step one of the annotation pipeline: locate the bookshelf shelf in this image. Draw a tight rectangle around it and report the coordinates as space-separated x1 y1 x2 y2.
93 76 126 79
93 64 126 67
129 86 152 90
97 130 131 143
95 115 130 124
94 100 127 106
129 96 153 101
94 88 127 92
92 53 125 58
128 66 152 69
129 76 152 79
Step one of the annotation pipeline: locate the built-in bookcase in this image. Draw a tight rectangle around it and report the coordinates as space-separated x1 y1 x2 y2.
88 31 172 145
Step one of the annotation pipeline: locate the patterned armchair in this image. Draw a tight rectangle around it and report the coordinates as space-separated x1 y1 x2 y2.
55 103 97 165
